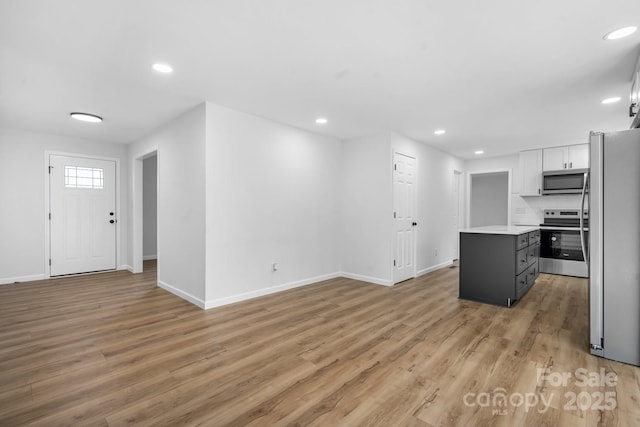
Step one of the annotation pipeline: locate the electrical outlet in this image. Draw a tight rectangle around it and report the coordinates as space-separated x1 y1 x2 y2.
272 262 279 272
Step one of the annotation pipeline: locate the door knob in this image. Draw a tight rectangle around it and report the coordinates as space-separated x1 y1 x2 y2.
109 212 114 216
109 220 115 224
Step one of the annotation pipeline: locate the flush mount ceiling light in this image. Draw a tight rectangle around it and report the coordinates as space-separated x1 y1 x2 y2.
601 96 621 104
603 26 637 40
315 117 328 124
152 63 173 73
434 129 446 135
474 150 484 155
70 112 103 123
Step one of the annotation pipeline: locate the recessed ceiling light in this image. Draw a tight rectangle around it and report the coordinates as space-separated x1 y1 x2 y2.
315 117 328 124
70 112 103 123
601 96 621 104
603 26 637 40
152 63 173 73
434 129 446 135
474 150 484 155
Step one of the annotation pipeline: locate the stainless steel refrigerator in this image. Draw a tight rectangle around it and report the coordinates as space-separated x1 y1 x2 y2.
589 128 640 366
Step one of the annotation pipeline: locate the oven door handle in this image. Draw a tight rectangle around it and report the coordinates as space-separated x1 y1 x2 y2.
580 171 589 266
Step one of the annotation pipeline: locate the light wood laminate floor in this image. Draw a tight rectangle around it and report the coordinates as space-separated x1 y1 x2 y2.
1 261 639 426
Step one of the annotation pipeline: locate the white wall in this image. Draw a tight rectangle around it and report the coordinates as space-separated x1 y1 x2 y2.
465 154 583 225
470 172 509 227
391 134 465 273
0 127 128 284
0 105 466 305
338 132 465 285
514 193 584 225
142 155 157 259
129 105 206 304
465 154 519 176
204 103 342 307
340 133 393 285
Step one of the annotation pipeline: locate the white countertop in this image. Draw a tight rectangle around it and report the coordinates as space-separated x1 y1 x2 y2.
459 225 539 235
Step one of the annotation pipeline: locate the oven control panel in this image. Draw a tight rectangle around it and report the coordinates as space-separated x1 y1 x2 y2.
543 209 588 220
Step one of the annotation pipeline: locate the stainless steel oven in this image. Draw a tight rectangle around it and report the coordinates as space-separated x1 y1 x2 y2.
539 209 589 278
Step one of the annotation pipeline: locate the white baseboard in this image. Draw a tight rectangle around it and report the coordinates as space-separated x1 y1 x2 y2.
416 259 454 277
204 272 341 309
143 255 157 261
119 265 134 273
158 280 206 309
0 273 46 285
339 272 394 287
339 261 453 288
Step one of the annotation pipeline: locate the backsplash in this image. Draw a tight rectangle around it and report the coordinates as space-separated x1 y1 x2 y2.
511 194 585 225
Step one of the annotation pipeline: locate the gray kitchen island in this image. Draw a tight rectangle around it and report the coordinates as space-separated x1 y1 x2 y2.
459 225 540 307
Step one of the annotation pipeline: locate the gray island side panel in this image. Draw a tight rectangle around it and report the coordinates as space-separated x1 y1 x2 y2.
459 232 517 306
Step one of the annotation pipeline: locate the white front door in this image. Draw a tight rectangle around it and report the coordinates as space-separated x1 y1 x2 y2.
49 155 117 276
393 152 416 284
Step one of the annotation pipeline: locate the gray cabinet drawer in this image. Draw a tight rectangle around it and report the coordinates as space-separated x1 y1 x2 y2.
516 248 529 274
516 270 529 299
528 230 540 244
527 263 538 283
527 244 539 266
516 233 529 250
533 259 539 280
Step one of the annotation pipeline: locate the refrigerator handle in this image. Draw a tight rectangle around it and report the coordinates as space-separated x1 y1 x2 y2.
580 171 589 266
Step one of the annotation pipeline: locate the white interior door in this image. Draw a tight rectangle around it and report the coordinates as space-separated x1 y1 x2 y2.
393 152 416 284
50 155 116 276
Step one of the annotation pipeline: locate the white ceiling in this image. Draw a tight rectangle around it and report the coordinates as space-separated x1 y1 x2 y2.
1 0 639 159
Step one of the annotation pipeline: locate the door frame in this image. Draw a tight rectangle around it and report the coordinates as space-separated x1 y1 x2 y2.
452 169 463 260
131 146 158 274
44 151 122 279
391 151 417 284
466 168 512 228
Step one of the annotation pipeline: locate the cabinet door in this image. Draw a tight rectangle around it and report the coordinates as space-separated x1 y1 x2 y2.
568 144 589 169
516 270 529 299
519 149 543 196
543 146 568 171
516 248 529 274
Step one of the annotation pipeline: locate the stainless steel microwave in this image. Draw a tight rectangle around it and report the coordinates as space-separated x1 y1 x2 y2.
542 168 589 195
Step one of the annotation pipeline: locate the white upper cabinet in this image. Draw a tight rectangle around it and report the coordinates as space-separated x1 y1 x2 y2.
542 144 589 171
519 149 543 196
542 147 567 171
568 144 589 169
